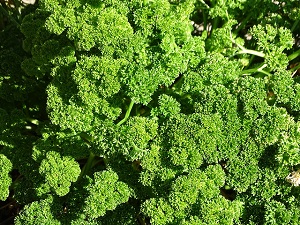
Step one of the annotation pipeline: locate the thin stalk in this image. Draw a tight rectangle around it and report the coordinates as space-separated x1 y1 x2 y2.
245 63 267 72
230 31 265 58
240 68 261 75
209 0 218 35
78 152 95 180
78 100 134 180
202 10 207 30
291 19 299 32
245 51 258 70
199 0 209 29
236 49 265 58
288 48 300 61
0 5 20 28
117 100 134 126
211 17 219 35
290 63 300 76
78 101 134 180
233 13 252 35
243 44 264 70
136 105 140 116
199 0 210 9
240 63 272 76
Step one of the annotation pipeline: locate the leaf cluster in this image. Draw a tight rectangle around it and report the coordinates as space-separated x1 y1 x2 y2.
1 0 300 224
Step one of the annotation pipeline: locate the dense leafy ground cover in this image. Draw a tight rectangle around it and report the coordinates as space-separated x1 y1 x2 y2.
1 0 300 224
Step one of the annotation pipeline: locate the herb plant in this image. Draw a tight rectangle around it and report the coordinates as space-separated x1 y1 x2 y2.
1 0 300 224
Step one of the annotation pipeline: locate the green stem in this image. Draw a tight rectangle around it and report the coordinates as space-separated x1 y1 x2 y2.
246 53 257 70
240 63 272 76
290 63 300 73
288 48 300 61
78 101 134 180
209 0 217 35
202 10 207 30
72 100 135 141
230 49 265 59
136 105 140 116
243 45 263 69
78 152 95 180
199 0 210 9
199 0 209 30
117 100 134 126
0 5 20 28
211 17 219 35
291 19 299 33
230 32 265 58
236 49 265 58
233 13 252 35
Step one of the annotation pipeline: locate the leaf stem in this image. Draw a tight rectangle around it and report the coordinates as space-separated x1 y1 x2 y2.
236 49 265 58
78 152 95 180
288 48 300 61
240 63 272 76
0 5 20 28
117 100 134 126
233 13 252 35
229 31 265 58
291 19 299 32
199 0 210 9
290 63 300 76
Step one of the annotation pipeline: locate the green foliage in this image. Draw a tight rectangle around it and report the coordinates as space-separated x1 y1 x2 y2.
83 170 132 219
0 154 12 201
39 151 81 196
1 0 300 224
151 94 181 118
250 24 294 71
14 195 61 225
276 121 300 167
141 165 242 225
